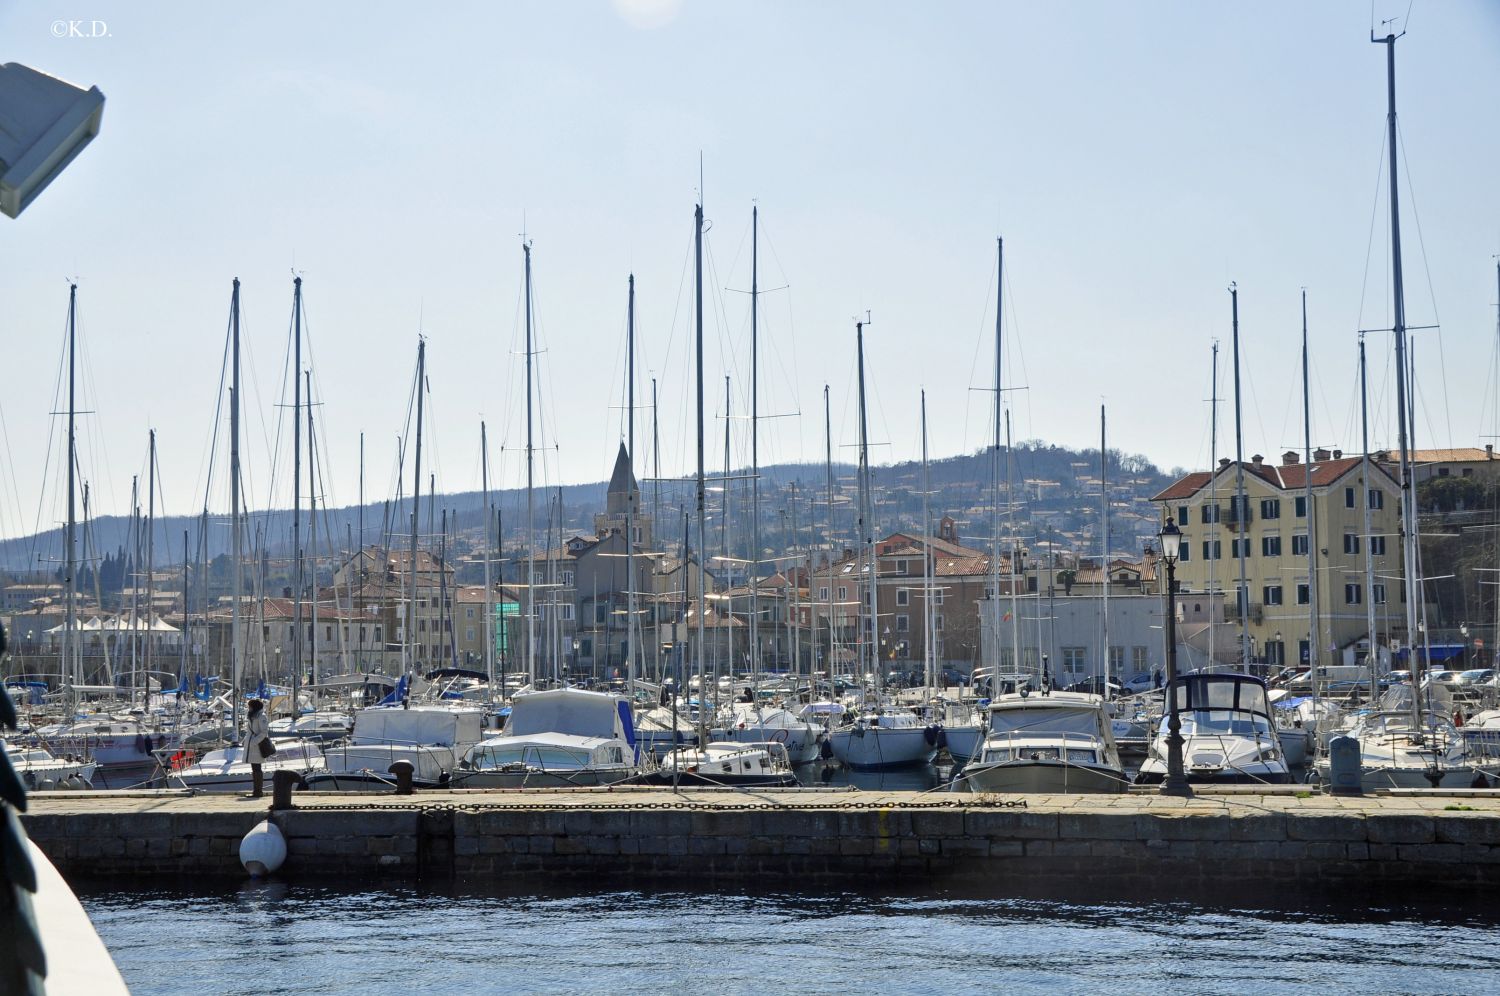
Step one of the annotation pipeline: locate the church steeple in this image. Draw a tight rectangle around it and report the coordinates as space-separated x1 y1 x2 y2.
605 442 638 515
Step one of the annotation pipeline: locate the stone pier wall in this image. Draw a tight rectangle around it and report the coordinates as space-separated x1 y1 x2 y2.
20 792 1500 887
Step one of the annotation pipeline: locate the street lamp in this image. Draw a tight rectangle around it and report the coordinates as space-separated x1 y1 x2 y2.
1157 515 1192 797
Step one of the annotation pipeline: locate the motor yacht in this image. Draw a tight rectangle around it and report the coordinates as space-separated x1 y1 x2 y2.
1135 673 1291 785
957 690 1127 794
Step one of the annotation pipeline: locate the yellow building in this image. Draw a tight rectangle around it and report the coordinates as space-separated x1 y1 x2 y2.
1152 449 1403 669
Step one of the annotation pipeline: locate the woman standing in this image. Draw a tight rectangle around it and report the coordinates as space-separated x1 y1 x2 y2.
243 699 271 798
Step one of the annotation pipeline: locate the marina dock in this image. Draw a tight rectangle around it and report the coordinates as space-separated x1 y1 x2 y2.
22 787 1500 889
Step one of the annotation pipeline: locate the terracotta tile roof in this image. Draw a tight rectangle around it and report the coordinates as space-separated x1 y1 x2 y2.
1153 457 1395 501
1389 447 1497 464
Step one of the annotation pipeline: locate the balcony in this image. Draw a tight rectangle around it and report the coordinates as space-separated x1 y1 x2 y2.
1223 504 1254 532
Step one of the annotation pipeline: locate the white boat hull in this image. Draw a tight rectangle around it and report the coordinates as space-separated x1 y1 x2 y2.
943 724 984 765
829 726 937 770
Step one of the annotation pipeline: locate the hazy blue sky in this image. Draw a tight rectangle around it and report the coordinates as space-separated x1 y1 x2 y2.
3 1 1499 539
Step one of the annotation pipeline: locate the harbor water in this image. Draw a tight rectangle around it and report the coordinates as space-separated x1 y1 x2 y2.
79 878 1500 994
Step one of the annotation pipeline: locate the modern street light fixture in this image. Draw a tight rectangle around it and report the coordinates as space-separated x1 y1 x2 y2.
1157 515 1192 797
0 63 105 219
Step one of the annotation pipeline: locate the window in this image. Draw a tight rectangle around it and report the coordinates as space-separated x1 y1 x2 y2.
819 586 829 601
419 619 427 632
1345 487 1356 508
1296 583 1310 605
1262 535 1282 557
374 626 382 642
1439 467 1450 478
1263 584 1283 606
895 559 909 575
895 614 909 633
933 589 944 605
1463 468 1474 479
1177 506 1190 528
1133 647 1149 670
561 571 575 586
1061 647 1088 672
836 586 847 601
1292 534 1309 556
934 614 944 631
1370 535 1387 556
1201 505 1221 524
465 627 475 641
1230 538 1253 558
1260 498 1281 520
560 604 575 622
1109 646 1125 671
1372 583 1387 604
1201 540 1222 561
1295 496 1307 518
1343 533 1360 555
532 571 545 585
1345 583 1363 605
1368 489 1384 510
896 588 910 606
1265 641 1285 667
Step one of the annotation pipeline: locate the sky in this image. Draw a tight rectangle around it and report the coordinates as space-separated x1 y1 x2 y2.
3 0 1499 541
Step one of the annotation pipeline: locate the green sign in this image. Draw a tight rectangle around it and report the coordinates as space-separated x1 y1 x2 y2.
494 602 519 654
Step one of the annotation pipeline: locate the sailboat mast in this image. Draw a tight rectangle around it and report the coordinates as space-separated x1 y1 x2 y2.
230 279 243 732
306 370 318 689
481 422 494 695
625 273 637 696
1301 292 1320 686
1208 341 1218 667
990 238 1005 678
652 375 661 682
824 384 835 678
64 284 79 693
694 202 708 711
1374 31 1422 712
1359 335 1379 695
1008 410 1020 682
406 339 425 679
921 391 934 693
146 428 156 701
1100 405 1109 687
855 319 877 694
524 242 537 688
291 276 304 704
750 206 761 673
1230 284 1250 669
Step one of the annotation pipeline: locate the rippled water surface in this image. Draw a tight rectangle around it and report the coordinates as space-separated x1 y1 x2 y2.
78 879 1500 995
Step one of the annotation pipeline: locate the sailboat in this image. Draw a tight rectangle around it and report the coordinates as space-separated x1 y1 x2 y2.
827 319 941 771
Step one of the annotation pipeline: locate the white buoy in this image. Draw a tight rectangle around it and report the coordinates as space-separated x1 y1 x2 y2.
239 820 287 878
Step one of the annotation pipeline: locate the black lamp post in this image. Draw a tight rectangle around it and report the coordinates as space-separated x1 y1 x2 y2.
1158 515 1192 797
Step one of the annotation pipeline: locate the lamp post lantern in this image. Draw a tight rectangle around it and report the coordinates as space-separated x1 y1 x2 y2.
1158 515 1192 797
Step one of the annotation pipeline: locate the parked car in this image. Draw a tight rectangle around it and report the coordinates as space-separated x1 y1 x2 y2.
1122 672 1156 695
939 668 968 687
1457 669 1494 686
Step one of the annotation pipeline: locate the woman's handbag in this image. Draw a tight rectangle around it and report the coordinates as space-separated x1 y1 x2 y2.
258 737 277 758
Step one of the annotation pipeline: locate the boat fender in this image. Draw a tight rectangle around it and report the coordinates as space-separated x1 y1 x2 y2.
1473 770 1491 790
134 734 146 753
819 740 833 760
924 724 940 747
239 820 287 878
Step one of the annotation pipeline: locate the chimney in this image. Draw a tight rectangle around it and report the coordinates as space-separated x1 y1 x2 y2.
1333 449 1343 459
1218 457 1231 470
843 548 854 562
282 586 292 599
1488 444 1494 460
1282 451 1300 466
1313 447 1331 462
1251 454 1264 467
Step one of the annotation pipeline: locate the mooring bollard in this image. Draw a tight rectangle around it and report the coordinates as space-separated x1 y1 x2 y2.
1327 735 1363 796
271 769 303 810
389 760 415 795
